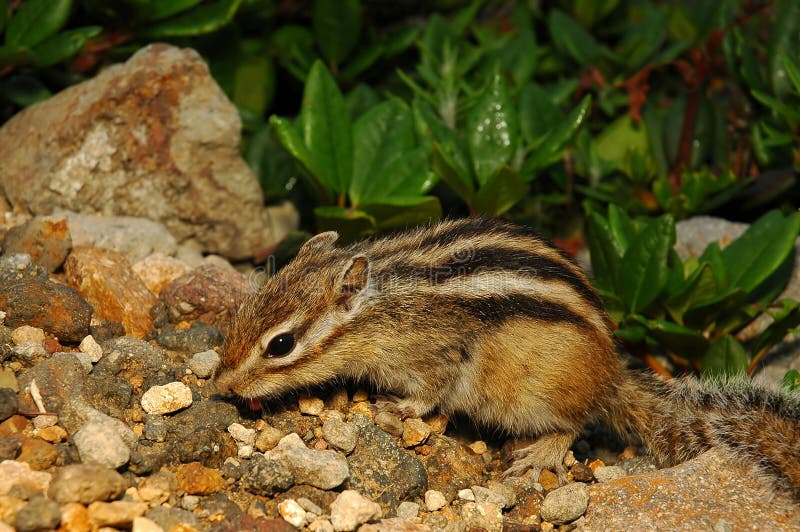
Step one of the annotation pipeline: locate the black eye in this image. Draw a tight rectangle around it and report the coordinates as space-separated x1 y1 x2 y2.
266 333 295 357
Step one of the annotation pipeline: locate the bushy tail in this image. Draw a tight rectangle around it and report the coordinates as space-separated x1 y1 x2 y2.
602 369 800 499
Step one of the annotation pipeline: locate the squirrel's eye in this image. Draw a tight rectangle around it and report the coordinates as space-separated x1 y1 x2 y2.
266 333 295 357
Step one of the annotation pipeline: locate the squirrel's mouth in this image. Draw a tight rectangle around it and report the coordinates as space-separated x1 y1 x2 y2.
245 398 263 411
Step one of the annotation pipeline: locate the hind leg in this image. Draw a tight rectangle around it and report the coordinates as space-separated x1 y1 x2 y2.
504 431 576 483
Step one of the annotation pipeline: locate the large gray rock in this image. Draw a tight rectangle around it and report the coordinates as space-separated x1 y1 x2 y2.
0 44 284 260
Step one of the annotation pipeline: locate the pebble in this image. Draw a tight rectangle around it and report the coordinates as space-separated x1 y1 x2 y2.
424 413 448 434
540 482 590 524
460 502 503 531
143 415 167 442
11 326 45 345
401 419 431 447
227 422 256 446
0 438 21 460
486 480 517 509
471 485 509 509
237 445 254 458
14 494 60 532
264 433 349 490
187 349 220 378
299 396 325 416
467 440 488 455
175 461 224 495
74 352 93 372
132 253 192 295
0 460 51 496
60 502 92 532
352 390 369 402
0 370 18 392
570 462 594 482
330 490 382 531
88 500 148 528
11 342 47 363
73 420 131 468
17 438 57 470
255 425 283 451
424 489 447 511
297 497 323 515
278 499 307 528
458 488 476 501
309 518 335 532
593 465 627 483
538 469 560 491
0 388 17 421
241 454 295 497
396 501 420 519
321 418 359 454
140 382 193 415
78 334 103 362
32 414 56 430
180 495 200 511
47 464 127 504
374 412 403 437
132 516 165 532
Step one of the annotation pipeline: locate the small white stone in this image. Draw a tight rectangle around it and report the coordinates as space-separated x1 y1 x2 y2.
74 352 94 372
227 422 257 445
11 325 45 345
188 350 220 378
396 501 420 519
181 495 200 511
458 488 476 501
237 445 254 459
33 414 58 429
308 518 335 532
540 482 590 524
424 489 447 511
140 382 193 415
297 497 323 515
330 490 382 531
299 396 325 416
0 310 6 325
278 499 307 528
79 334 103 362
132 516 164 532
593 465 627 483
12 341 46 361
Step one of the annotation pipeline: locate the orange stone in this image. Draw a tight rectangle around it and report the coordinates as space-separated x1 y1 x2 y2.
538 469 560 491
17 437 58 470
175 462 224 495
588 459 606 472
60 502 92 532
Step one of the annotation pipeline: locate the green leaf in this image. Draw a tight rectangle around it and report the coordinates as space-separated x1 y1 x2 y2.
345 84 379 120
414 98 474 182
767 0 800 98
701 334 748 377
139 0 241 38
783 369 800 391
664 262 718 325
314 206 376 241
633 316 710 358
350 99 415 205
300 60 353 196
751 89 800 124
593 113 654 179
30 26 101 68
586 211 623 292
466 68 518 186
519 82 563 147
0 0 9 34
614 325 646 342
721 210 800 293
683 288 748 330
148 0 202 21
547 9 600 65
620 215 675 313
749 299 800 362
607 204 635 254
361 196 442 230
245 122 296 203
782 53 800 94
523 95 591 176
5 0 71 47
431 142 474 204
268 116 329 199
340 44 383 82
0 74 51 106
313 0 361 69
472 166 530 216
373 148 436 199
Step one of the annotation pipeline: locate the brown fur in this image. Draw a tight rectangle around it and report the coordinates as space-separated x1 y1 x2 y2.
216 218 800 497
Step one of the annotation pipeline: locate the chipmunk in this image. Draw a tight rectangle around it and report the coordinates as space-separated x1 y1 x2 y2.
215 218 800 497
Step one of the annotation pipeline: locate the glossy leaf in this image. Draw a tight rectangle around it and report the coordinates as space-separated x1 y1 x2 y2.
0 74 50 106
362 196 442 230
620 215 675 313
701 334 748 377
149 0 202 21
783 369 800 391
749 300 800 364
299 61 353 196
31 26 101 68
586 211 623 292
268 116 328 198
431 142 474 203
767 0 800 98
140 0 241 38
634 316 710 358
523 95 591 176
607 204 635 254
547 9 600 65
5 0 71 47
314 206 376 241
720 210 800 293
593 113 653 178
414 99 474 183
664 262 718 324
313 0 361 68
519 82 563 147
345 84 379 120
472 166 530 216
245 123 296 203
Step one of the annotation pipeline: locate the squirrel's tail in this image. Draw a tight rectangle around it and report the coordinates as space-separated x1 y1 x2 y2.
602 369 800 498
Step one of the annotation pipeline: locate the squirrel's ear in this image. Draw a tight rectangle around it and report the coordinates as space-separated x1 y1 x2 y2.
299 231 339 254
338 254 370 310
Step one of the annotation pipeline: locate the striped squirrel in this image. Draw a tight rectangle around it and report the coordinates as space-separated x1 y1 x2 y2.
215 218 800 497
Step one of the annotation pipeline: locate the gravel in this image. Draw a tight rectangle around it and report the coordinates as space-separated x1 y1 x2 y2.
540 482 590 524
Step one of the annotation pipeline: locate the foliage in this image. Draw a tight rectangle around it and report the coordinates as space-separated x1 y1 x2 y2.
587 206 800 376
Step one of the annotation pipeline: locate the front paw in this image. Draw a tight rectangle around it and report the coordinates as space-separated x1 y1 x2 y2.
371 394 435 420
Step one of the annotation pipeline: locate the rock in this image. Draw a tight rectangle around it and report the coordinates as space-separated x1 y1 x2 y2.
424 490 447 511
10 342 47 364
402 419 431 447
36 425 67 443
458 488 475 501
143 505 203 531
227 423 256 446
540 482 590 524
309 518 335 532
299 396 325 416
419 434 483 502
0 371 16 393
14 494 60 532
0 460 51 496
0 263 92 342
538 469 560 491
0 438 21 460
396 501 420 519
241 454 295 497
466 440 488 455
255 425 284 452
2 217 71 272
11 326 45 346
570 462 594 482
593 465 627 483
78 335 103 363
154 321 224 353
159 264 254 333
296 496 324 515
360 518 432 531
16 438 57 470
140 382 193 415
175 461 224 495
265 433 349 490
330 490 382 532
321 418 359 454
137 470 177 505
346 415 427 513
374 412 404 437
132 516 164 532
95 337 165 383
460 502 503 532
48 464 127 504
278 499 307 528
0 389 17 422
64 246 157 338
132 253 192 296
0 494 26 525
143 415 168 442
0 44 287 259
73 420 131 468
88 501 148 528
89 319 126 343
584 449 800 530
60 502 92 532
188 350 220 378
471 485 509 509
59 403 137 449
